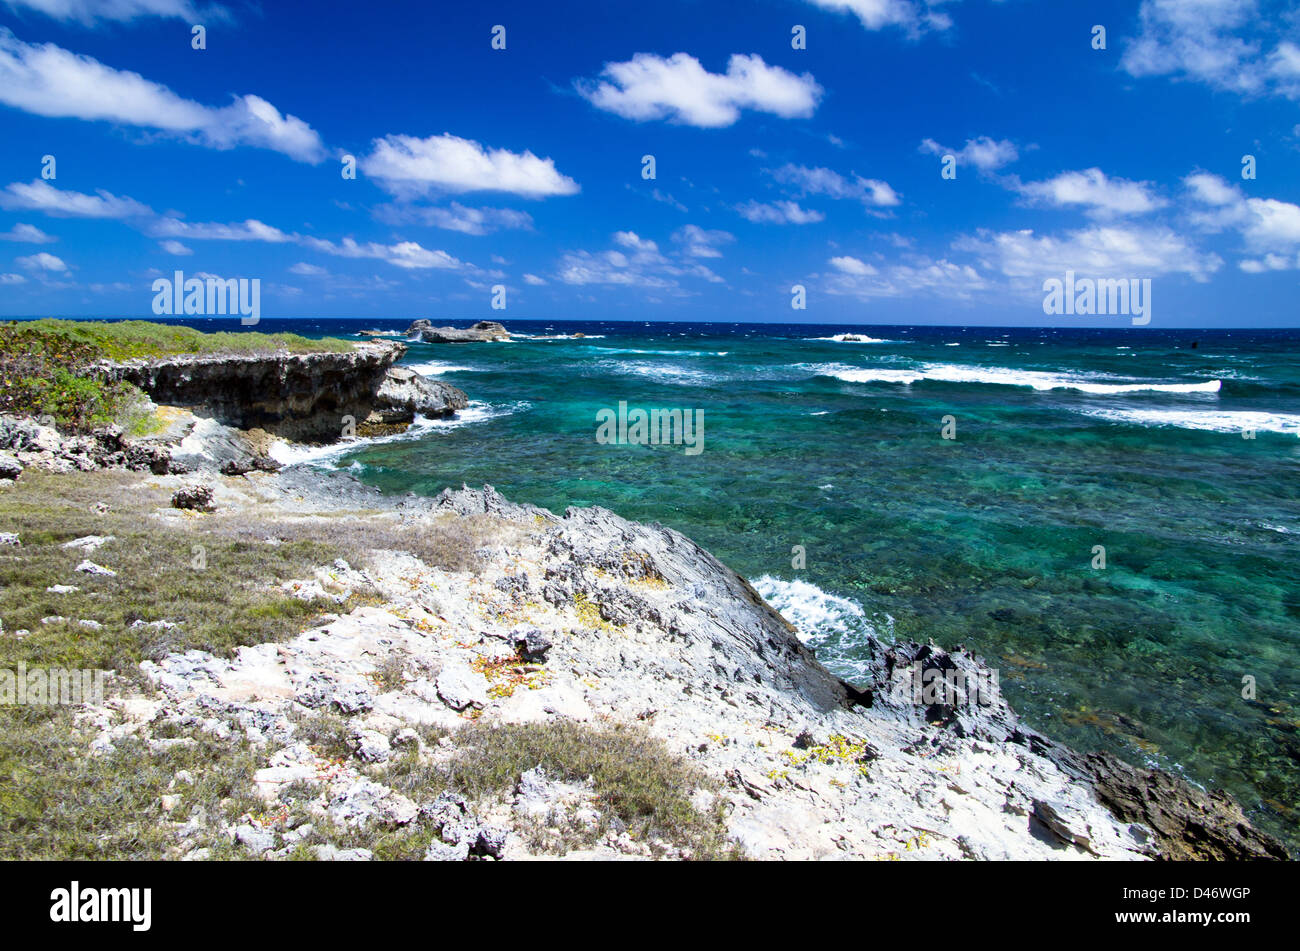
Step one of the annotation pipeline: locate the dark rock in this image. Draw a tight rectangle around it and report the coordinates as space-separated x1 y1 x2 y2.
95 341 405 442
1071 750 1290 861
512 627 552 662
171 485 215 512
0 451 22 479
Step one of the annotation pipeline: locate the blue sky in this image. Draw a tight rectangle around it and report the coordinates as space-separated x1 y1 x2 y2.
0 0 1298 326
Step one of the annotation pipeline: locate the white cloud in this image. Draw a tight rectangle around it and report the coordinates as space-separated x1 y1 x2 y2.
289 262 327 277
16 250 66 271
522 273 546 285
0 0 219 24
0 30 325 162
0 272 27 284
1121 0 1300 99
159 239 191 255
919 136 1018 173
830 255 875 275
0 179 151 218
300 236 462 270
1015 168 1167 218
771 163 900 208
576 52 822 127
361 133 579 198
673 224 734 258
0 222 54 242
150 216 292 242
1186 171 1300 264
805 0 958 33
823 254 988 300
557 230 722 291
377 201 534 235
735 199 825 224
955 224 1223 283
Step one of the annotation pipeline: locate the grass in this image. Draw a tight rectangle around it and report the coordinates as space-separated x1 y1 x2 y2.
436 720 734 859
0 319 353 432
0 470 365 859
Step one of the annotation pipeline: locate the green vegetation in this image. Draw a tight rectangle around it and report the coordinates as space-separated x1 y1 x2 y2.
0 319 353 432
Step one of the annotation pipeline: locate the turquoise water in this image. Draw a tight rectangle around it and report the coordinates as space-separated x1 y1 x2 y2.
295 319 1300 850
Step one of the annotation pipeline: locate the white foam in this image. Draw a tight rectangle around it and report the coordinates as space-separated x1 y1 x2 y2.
405 360 478 375
753 576 881 680
1080 407 1300 434
809 362 1222 394
753 576 865 645
809 333 895 343
268 401 531 467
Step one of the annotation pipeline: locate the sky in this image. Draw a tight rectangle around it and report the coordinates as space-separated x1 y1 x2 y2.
0 0 1298 327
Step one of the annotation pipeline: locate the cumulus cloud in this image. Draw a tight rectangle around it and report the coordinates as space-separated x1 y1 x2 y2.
830 255 876 275
1122 0 1300 99
158 239 191 255
771 163 901 209
361 133 579 198
522 273 547 285
0 30 325 162
0 222 54 242
288 262 327 277
735 199 825 224
1014 168 1167 218
919 136 1019 173
0 272 26 284
0 179 152 218
16 250 66 270
575 52 822 127
1185 171 1300 268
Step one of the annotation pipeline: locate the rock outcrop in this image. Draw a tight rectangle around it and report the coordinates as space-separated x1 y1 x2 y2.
96 340 405 442
405 320 510 343
80 476 1287 861
367 367 468 425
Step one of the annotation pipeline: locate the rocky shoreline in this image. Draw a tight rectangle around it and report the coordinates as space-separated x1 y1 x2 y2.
0 335 1289 861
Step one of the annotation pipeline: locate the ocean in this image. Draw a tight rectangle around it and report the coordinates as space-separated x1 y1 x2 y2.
122 317 1300 847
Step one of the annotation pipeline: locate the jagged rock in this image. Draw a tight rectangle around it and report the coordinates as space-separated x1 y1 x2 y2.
352 729 391 763
1070 750 1290 861
436 662 488 710
512 626 552 662
0 451 21 479
423 839 470 861
171 485 215 512
1033 798 1095 852
75 560 116 577
405 320 510 343
473 825 509 859
369 367 468 423
63 535 114 553
234 824 275 854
